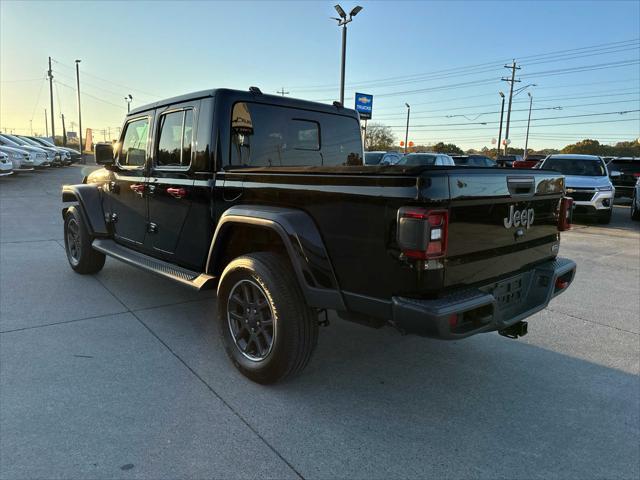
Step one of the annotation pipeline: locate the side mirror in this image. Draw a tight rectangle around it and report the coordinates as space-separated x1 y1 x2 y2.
94 142 114 166
609 170 622 178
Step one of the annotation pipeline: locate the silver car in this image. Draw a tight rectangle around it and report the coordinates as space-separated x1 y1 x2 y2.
539 154 615 224
397 152 456 166
0 145 35 172
0 134 52 167
0 151 13 176
0 135 48 168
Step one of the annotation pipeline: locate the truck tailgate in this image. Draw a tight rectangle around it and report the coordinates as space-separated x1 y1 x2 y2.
442 169 564 288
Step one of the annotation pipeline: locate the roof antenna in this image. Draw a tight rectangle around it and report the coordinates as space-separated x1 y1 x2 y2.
333 101 342 108
249 86 262 94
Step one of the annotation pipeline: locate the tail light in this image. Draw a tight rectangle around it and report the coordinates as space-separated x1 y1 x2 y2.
558 196 573 231
397 207 448 259
633 173 640 178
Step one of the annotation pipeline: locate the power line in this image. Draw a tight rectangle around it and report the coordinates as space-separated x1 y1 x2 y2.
29 78 47 123
288 37 639 91
55 80 125 109
51 58 163 100
405 118 640 133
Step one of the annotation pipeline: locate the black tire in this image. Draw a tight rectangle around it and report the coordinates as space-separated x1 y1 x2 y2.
631 195 640 221
64 206 106 274
217 252 318 384
597 209 612 224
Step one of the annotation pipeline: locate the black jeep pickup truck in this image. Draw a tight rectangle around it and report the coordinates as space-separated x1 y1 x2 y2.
62 88 576 383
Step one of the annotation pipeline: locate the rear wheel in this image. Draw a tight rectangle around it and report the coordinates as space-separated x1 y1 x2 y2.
64 206 105 274
217 252 318 384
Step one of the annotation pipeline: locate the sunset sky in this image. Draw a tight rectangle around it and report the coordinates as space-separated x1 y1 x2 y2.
1 0 638 149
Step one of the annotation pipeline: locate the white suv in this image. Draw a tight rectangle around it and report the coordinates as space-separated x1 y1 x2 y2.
539 154 615 224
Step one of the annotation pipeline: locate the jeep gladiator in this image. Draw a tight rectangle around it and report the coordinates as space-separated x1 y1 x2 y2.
62 88 576 383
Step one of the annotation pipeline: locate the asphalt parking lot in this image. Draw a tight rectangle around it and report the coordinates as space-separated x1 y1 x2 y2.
1 165 638 480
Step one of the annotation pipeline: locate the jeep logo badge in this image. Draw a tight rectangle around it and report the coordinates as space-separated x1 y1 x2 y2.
504 205 535 229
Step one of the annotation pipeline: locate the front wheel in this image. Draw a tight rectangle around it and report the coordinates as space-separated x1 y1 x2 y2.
64 206 106 274
217 252 318 384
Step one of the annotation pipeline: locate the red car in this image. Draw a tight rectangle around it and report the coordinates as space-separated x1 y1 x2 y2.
513 154 546 169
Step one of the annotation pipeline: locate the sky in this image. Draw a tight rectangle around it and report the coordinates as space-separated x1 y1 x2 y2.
1 0 639 150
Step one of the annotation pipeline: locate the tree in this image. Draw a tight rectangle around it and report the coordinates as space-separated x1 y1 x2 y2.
561 139 604 155
429 142 463 154
364 123 395 151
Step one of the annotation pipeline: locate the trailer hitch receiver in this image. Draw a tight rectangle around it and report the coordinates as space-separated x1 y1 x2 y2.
499 321 528 339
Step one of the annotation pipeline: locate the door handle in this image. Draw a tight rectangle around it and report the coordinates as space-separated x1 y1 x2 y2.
166 187 187 199
130 184 145 196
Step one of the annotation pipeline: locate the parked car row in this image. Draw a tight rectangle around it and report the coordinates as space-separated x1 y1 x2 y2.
0 133 81 176
364 151 496 167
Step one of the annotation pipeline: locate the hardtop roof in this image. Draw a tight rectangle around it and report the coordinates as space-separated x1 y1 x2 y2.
129 88 359 118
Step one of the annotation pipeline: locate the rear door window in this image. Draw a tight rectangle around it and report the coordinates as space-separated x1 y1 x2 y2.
156 109 194 168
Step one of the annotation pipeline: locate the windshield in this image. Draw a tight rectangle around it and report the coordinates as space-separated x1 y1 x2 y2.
30 137 56 148
543 158 606 176
2 134 31 147
452 156 469 165
609 160 640 175
364 152 384 165
398 154 437 166
19 137 44 147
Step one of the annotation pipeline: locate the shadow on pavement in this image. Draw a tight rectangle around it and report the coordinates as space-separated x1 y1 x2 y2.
135 299 639 479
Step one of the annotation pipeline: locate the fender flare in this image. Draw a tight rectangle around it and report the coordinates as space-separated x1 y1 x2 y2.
206 205 345 311
61 184 109 236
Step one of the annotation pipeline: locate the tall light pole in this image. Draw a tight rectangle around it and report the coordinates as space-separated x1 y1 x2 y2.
524 92 533 160
497 92 505 158
125 94 132 113
75 59 85 164
332 4 363 105
404 103 410 154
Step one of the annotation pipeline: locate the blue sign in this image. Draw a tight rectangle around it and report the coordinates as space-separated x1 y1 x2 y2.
355 92 373 120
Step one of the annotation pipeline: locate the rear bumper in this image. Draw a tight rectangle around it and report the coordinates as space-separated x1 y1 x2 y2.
391 257 576 339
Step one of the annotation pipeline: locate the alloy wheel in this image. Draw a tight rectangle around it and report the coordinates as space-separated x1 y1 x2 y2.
227 279 276 361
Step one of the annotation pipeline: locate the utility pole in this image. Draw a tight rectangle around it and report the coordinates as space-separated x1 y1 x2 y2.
125 94 132 113
404 103 410 154
48 57 56 142
497 92 505 158
501 60 521 155
75 59 85 163
277 87 289 97
61 113 67 146
29 120 33 135
524 92 533 159
44 109 49 137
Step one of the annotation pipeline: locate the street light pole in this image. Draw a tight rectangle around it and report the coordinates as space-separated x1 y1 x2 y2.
497 92 505 157
404 103 410 154
333 4 363 105
75 59 85 164
524 92 533 160
125 94 132 113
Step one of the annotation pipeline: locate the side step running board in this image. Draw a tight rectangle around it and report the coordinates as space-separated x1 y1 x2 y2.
92 238 217 290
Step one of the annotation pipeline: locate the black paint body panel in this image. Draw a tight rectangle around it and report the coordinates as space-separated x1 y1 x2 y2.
65 88 569 330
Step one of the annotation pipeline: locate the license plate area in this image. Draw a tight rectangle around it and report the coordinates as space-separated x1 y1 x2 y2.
483 274 526 310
